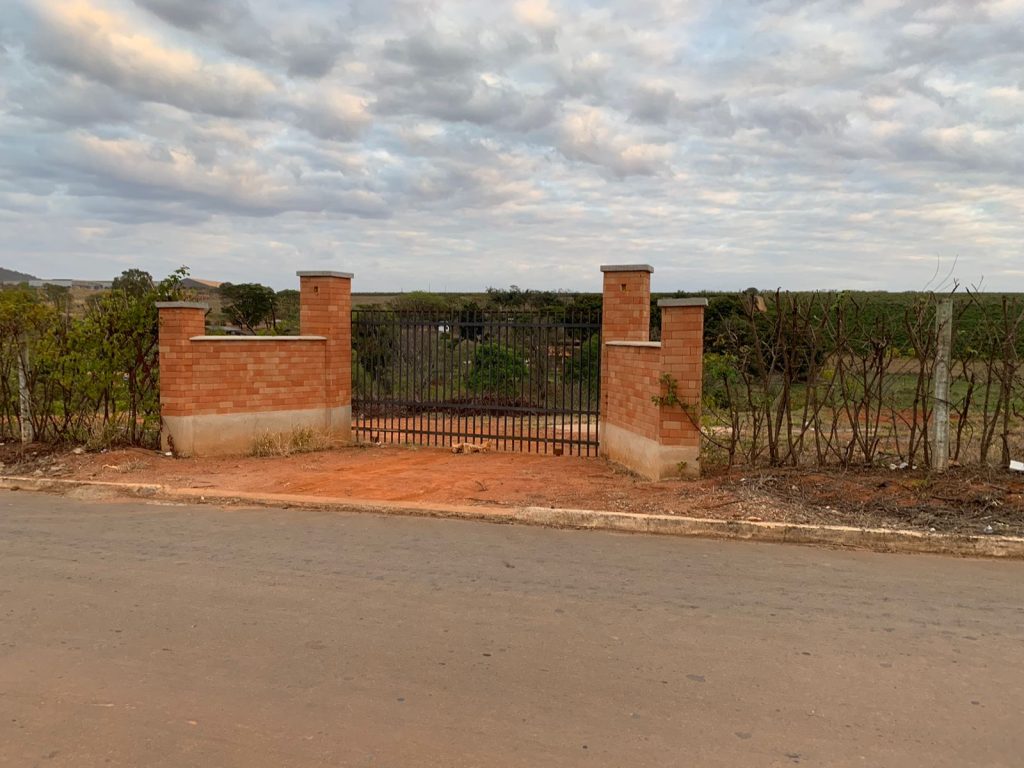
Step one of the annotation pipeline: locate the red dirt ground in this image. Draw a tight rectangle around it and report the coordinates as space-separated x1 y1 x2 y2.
3 443 1023 536
21 445 717 514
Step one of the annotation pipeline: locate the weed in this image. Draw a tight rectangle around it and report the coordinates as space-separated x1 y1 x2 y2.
251 427 331 457
117 459 148 473
651 373 683 408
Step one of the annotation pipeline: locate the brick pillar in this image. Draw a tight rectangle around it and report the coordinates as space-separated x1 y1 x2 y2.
657 298 707 472
297 271 353 439
596 263 707 480
600 264 653 343
600 264 653 419
156 302 207 453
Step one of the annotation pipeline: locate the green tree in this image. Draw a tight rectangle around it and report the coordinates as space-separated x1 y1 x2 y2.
485 285 527 308
567 335 600 387
454 300 485 341
41 284 72 316
112 269 155 299
220 283 278 333
276 289 300 334
352 309 399 385
0 287 53 438
0 267 192 446
390 291 451 316
155 266 192 302
466 343 528 400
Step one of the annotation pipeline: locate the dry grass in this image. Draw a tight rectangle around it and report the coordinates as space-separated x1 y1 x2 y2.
720 465 1024 536
251 427 332 458
111 458 149 473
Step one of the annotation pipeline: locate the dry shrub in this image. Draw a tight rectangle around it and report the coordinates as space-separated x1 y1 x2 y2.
699 290 1024 471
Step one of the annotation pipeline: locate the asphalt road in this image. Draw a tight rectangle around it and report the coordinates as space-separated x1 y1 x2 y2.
1 492 1023 767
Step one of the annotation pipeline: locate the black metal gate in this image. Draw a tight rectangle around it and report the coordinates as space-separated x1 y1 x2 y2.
352 307 601 455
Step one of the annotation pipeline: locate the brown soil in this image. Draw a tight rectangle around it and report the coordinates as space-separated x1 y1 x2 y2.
3 442 1023 537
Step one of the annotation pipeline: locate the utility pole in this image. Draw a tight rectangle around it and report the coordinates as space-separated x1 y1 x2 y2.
17 337 34 445
932 299 952 472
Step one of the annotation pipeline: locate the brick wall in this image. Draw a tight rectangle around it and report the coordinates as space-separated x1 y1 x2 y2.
603 344 661 441
187 339 327 416
157 271 352 456
599 265 705 479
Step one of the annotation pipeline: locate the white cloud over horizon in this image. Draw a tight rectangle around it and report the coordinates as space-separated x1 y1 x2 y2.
1 0 1022 292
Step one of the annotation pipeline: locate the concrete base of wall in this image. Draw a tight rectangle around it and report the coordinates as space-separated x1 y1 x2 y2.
162 406 352 457
599 421 699 480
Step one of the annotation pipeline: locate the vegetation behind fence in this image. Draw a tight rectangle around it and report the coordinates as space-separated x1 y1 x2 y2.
0 269 189 449
698 291 1024 470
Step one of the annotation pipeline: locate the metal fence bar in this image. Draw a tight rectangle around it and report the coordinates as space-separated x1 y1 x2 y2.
352 308 601 454
500 316 508 451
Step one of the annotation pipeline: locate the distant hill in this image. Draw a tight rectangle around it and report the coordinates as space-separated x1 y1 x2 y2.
0 267 38 282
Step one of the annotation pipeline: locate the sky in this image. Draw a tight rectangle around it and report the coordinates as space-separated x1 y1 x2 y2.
1 0 1023 293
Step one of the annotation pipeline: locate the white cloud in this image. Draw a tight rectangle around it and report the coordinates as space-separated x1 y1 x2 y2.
286 84 372 140
515 0 557 30
31 0 276 117
0 0 1022 290
558 106 672 177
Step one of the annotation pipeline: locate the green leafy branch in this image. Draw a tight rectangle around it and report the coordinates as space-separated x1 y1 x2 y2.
651 372 685 408
652 373 703 432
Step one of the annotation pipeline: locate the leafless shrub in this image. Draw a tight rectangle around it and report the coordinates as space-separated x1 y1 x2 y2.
701 291 1024 471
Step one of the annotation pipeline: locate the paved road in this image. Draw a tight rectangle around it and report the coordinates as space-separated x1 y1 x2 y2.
1 493 1023 767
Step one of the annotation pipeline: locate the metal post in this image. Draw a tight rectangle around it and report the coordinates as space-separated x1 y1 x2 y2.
17 337 34 445
932 299 953 472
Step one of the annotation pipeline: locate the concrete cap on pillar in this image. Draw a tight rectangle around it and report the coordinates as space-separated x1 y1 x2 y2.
600 264 654 273
657 297 709 307
155 302 209 310
296 270 354 279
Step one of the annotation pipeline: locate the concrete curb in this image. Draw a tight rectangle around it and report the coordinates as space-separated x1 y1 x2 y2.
2 476 1023 559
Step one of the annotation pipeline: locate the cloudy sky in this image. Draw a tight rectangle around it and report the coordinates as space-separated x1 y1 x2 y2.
1 0 1022 292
